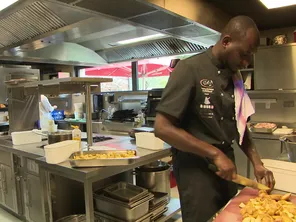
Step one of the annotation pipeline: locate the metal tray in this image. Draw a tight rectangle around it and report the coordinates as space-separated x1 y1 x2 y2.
94 193 151 221
96 192 154 208
149 200 169 212
95 211 152 222
69 150 139 168
151 207 168 221
103 182 148 203
250 123 277 134
150 192 169 207
250 126 277 133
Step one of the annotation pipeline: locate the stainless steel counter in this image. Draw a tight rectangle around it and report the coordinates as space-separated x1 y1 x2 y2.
0 136 45 159
36 136 171 183
251 132 283 140
0 134 173 222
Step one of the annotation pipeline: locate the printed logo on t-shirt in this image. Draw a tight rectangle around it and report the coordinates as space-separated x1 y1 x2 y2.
200 79 214 88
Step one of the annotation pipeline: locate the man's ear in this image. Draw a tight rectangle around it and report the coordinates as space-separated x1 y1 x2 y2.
221 35 232 48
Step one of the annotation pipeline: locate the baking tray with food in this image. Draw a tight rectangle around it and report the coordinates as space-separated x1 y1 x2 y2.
213 188 296 222
69 150 139 168
249 122 277 134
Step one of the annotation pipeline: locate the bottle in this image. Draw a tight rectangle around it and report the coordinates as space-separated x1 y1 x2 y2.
72 125 81 149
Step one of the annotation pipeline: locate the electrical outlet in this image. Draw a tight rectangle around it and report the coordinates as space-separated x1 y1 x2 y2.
283 101 295 108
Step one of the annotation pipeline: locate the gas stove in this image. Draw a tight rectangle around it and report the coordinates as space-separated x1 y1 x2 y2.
81 136 112 143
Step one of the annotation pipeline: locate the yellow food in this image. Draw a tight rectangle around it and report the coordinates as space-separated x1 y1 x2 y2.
73 150 136 160
240 190 296 222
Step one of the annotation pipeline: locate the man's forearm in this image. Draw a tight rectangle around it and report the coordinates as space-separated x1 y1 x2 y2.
154 114 222 160
241 128 263 167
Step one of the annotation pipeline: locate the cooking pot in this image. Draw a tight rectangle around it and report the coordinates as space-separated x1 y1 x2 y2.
135 160 171 197
280 135 296 162
48 131 72 144
32 130 72 144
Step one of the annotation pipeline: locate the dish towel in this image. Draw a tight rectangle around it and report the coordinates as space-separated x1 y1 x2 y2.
233 72 255 145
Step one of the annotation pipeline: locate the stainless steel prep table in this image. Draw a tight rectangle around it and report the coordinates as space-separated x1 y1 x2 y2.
0 135 179 222
34 136 173 222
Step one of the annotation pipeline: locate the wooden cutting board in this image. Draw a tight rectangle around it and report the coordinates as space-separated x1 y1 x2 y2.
214 188 296 222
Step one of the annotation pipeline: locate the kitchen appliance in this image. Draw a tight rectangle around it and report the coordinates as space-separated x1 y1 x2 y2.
135 161 171 197
145 89 163 126
254 44 296 90
279 135 296 162
93 94 104 112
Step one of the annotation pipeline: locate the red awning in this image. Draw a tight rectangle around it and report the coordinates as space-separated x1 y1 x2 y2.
85 63 173 77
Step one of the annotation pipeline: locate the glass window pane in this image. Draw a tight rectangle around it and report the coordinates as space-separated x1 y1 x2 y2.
79 62 132 92
137 57 173 90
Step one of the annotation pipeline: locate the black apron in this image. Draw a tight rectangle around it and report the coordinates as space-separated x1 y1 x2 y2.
172 146 238 222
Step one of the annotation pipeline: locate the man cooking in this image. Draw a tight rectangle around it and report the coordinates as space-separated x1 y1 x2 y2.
154 16 275 222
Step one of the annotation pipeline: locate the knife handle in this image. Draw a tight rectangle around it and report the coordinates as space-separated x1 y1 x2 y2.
205 158 219 172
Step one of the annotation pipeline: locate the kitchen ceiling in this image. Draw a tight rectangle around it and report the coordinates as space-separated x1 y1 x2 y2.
208 0 296 30
0 0 222 65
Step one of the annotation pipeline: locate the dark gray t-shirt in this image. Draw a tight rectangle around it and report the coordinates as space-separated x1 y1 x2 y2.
156 48 239 147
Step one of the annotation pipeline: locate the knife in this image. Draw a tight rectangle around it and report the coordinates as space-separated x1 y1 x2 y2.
207 160 270 190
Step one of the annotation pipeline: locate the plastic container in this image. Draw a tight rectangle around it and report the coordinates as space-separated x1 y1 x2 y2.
135 133 164 150
262 159 296 193
11 131 42 145
44 140 80 164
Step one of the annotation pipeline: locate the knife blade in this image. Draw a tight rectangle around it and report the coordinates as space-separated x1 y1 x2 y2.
207 160 270 190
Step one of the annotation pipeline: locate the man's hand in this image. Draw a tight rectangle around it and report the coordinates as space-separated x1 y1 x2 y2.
213 152 237 181
254 164 275 190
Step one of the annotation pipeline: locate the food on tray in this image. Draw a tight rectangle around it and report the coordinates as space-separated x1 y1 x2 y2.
240 190 296 222
73 150 136 160
254 123 277 129
0 104 6 108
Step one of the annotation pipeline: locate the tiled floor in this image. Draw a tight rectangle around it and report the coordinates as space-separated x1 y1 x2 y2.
0 208 21 222
169 186 182 222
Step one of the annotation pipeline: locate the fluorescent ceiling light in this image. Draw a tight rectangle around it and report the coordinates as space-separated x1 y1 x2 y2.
115 34 166 46
259 0 296 9
0 0 18 11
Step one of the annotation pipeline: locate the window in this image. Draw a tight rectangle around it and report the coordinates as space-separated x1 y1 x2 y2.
79 62 132 92
79 54 197 92
137 54 197 90
137 57 172 90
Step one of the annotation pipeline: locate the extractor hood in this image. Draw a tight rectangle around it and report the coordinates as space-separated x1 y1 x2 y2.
0 0 227 65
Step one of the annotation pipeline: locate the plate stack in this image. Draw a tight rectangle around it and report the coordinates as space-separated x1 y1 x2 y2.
94 182 169 222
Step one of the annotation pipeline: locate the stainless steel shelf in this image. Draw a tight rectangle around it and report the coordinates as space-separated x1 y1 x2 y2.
6 77 112 88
